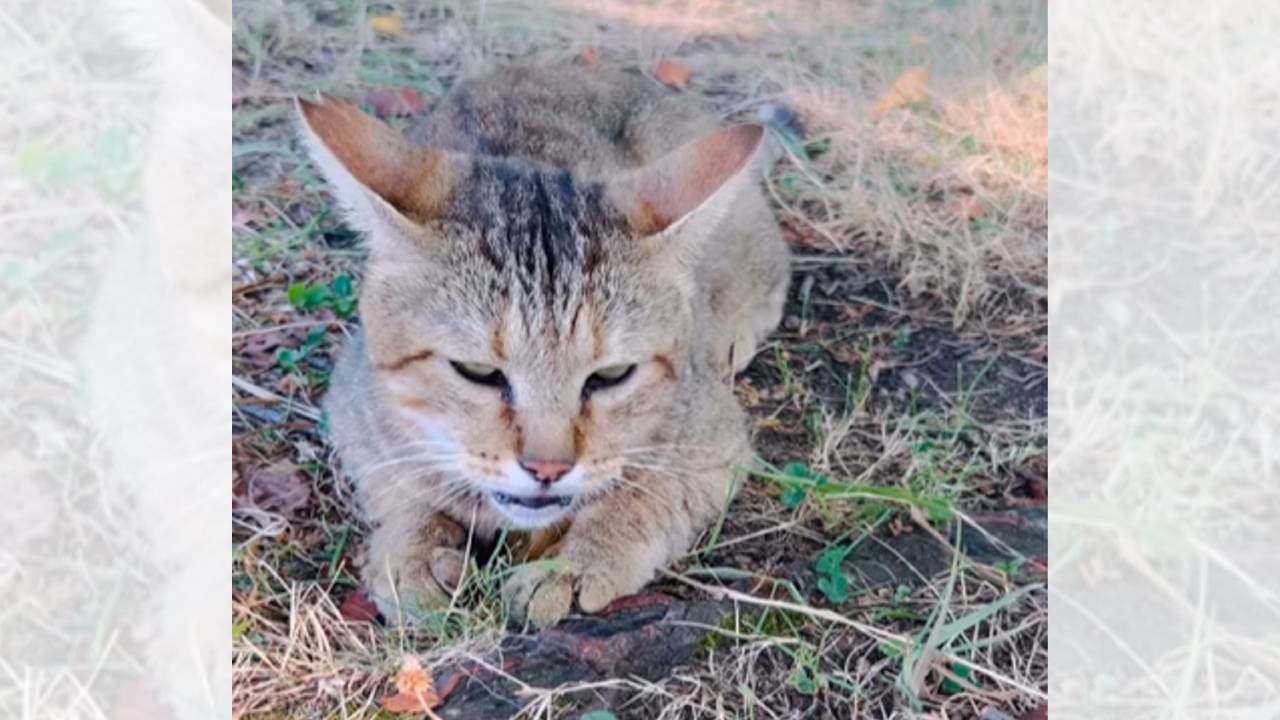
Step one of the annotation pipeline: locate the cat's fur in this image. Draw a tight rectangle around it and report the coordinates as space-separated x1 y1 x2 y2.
299 64 789 627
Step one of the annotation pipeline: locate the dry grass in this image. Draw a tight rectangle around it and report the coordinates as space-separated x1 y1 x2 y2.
0 0 157 715
1048 2 1280 715
232 0 1047 717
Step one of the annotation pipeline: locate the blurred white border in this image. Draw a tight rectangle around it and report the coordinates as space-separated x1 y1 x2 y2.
1050 0 1280 716
1 0 229 717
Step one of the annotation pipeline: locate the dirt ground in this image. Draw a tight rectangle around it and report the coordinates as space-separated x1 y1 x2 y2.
231 1 1047 717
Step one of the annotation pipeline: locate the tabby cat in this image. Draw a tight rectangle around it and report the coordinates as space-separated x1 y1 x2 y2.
299 64 790 627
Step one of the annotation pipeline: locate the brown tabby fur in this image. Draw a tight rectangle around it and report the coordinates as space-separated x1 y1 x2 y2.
299 64 789 627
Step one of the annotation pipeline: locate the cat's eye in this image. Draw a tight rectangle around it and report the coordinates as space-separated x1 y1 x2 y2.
450 361 507 388
583 363 636 396
594 364 634 381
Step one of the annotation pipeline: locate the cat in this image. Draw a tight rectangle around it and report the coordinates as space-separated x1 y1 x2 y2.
298 64 790 627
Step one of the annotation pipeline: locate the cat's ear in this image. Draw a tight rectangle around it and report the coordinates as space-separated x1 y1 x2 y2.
295 95 464 236
610 123 768 251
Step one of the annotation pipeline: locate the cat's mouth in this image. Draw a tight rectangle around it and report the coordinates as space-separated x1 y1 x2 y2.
491 491 573 510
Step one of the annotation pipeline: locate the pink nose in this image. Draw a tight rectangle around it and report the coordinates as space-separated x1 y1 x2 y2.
519 459 573 484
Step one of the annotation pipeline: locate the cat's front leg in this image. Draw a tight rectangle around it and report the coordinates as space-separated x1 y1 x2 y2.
503 480 709 628
363 509 468 623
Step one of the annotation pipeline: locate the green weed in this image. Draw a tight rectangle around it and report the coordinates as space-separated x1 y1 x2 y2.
287 274 357 319
275 328 327 375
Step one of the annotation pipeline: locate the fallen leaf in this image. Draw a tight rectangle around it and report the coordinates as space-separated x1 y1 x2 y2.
239 464 310 517
871 67 928 115
381 694 431 714
366 87 426 118
400 88 425 113
339 589 381 623
1027 477 1047 502
232 205 267 231
381 655 441 715
433 670 469 705
779 222 828 250
653 58 693 90
581 45 599 66
947 193 986 223
1020 704 1048 720
396 656 433 695
368 14 404 37
837 303 875 324
236 326 309 370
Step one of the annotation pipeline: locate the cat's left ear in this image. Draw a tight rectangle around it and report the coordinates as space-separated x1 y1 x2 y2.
295 95 466 240
608 123 769 256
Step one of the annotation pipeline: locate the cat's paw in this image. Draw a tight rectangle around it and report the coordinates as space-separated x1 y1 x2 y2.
427 545 467 593
364 513 469 624
503 562 624 628
366 545 467 623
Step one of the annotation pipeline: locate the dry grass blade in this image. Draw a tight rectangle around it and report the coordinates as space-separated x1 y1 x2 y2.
661 570 1047 700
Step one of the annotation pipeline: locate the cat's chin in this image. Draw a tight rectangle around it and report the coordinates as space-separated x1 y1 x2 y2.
487 491 575 529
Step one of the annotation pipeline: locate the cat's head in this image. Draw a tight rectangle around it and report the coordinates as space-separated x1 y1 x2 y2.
299 95 764 528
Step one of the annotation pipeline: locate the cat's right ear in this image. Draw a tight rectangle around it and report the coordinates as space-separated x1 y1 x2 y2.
607 123 769 266
295 95 464 238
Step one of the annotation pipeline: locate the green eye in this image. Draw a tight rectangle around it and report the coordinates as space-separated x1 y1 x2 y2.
451 361 506 388
584 363 636 396
595 364 633 381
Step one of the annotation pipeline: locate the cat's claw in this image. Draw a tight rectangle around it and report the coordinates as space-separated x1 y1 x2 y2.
504 562 622 628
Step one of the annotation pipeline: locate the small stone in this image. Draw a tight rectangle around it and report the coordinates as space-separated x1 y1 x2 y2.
901 370 920 389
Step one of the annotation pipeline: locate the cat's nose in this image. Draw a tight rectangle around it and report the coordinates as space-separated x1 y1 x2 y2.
518 458 574 485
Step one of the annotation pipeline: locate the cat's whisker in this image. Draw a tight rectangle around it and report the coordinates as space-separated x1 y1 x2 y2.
613 476 684 516
366 449 463 465
359 454 465 476
411 481 477 510
356 460 471 506
618 443 722 455
376 439 462 455
355 445 461 469
619 461 692 478
370 473 480 511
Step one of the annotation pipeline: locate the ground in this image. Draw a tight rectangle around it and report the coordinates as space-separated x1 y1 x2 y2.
231 1 1047 718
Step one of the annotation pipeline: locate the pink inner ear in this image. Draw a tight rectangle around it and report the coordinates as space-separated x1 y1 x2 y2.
627 124 765 234
299 96 454 220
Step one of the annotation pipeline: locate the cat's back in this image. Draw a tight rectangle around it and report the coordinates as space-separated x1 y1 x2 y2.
409 64 719 176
